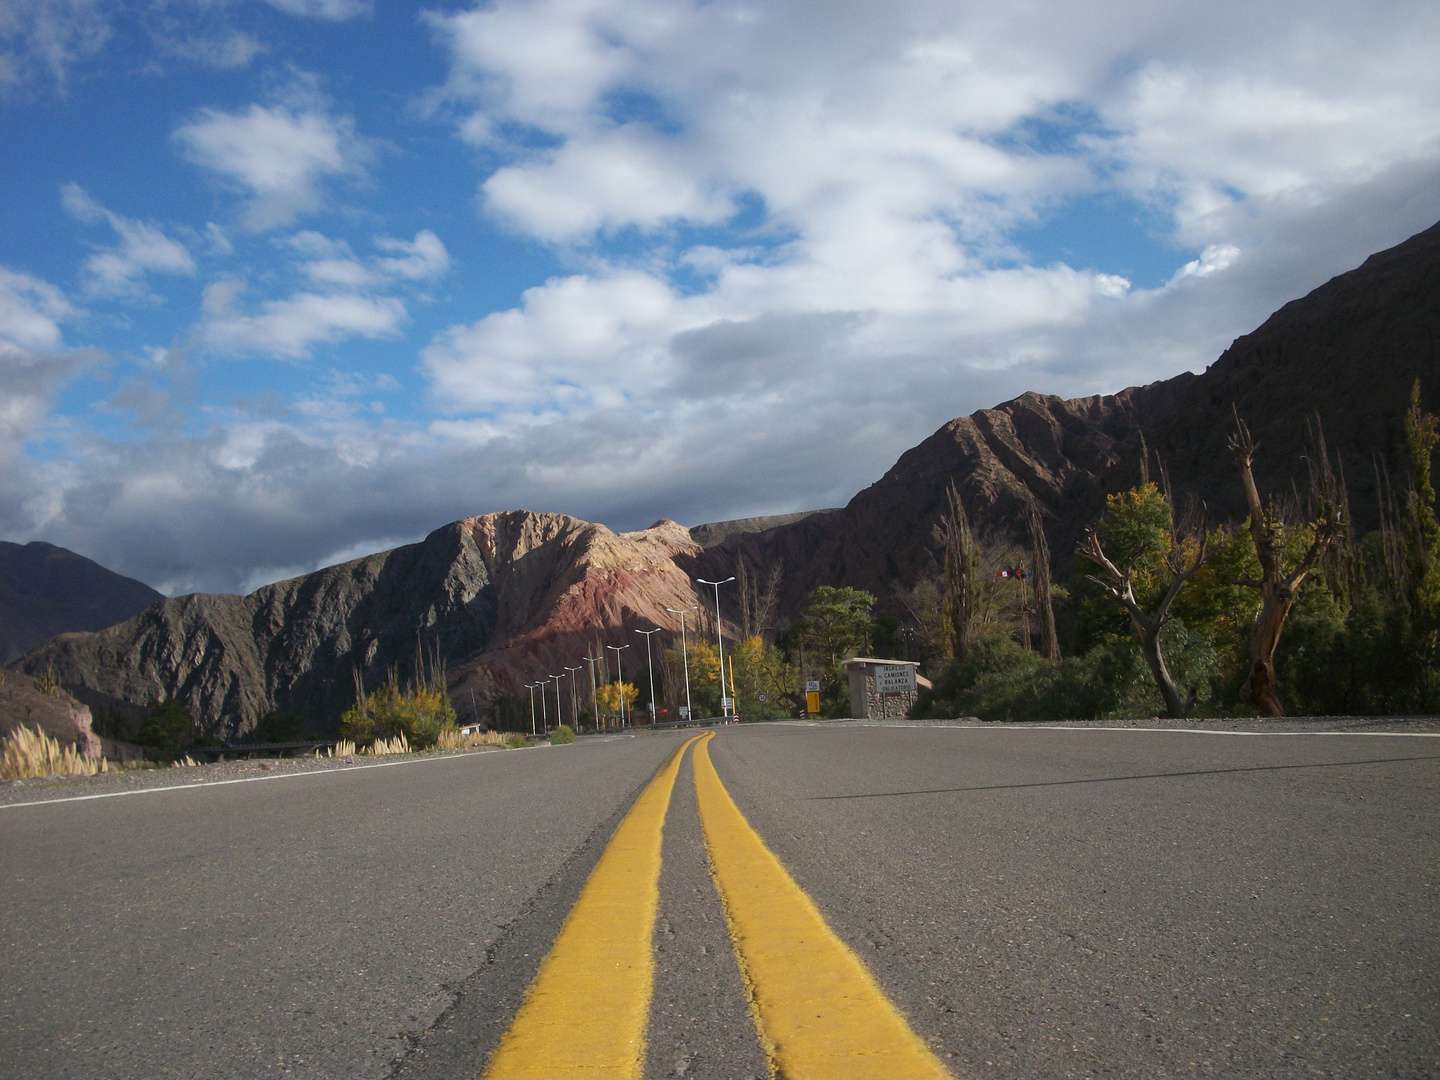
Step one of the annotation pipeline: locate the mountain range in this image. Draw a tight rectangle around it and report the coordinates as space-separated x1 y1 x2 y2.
13 219 1440 736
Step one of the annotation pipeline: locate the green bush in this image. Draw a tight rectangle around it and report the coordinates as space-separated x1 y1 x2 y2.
137 699 200 762
339 671 457 751
549 724 576 745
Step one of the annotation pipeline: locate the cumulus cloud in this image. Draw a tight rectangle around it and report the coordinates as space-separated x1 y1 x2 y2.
61 183 196 298
9 0 1440 596
0 264 72 355
375 230 450 280
174 101 371 230
198 280 406 360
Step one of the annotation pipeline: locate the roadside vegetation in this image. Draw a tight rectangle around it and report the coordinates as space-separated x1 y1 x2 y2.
906 386 1440 720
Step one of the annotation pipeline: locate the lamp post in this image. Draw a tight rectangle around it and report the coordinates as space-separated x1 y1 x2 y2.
565 665 582 727
550 674 565 731
583 655 602 730
696 577 736 719
525 682 538 736
635 628 661 724
665 605 697 724
605 643 631 727
539 675 549 732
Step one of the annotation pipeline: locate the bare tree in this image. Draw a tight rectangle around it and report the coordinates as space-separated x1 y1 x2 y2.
942 482 977 662
1228 411 1344 716
1077 500 1210 719
1026 497 1060 661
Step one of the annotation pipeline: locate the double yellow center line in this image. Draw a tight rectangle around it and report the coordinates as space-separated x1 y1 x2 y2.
484 732 952 1079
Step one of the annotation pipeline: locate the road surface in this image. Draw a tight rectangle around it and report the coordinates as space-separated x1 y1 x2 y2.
3 721 1438 1078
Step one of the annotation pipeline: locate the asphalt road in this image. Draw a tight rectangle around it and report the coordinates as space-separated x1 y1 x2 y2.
4 722 1439 1079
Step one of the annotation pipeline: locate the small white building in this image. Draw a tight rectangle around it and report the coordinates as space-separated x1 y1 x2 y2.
842 658 931 719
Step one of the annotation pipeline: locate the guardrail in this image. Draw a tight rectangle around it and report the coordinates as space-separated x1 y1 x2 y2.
188 740 339 760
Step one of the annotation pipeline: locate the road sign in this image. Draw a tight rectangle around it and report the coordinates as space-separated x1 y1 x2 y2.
806 690 821 714
679 705 689 719
757 694 767 702
721 697 733 710
874 665 916 694
806 680 821 692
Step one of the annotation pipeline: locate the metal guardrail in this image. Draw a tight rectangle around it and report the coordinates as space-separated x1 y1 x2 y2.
189 740 339 760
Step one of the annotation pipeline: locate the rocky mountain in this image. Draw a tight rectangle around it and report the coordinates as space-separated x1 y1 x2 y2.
690 219 1440 617
0 542 164 664
14 219 1440 732
18 513 705 737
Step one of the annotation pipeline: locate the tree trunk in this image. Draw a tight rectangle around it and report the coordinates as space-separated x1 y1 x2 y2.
1027 498 1061 661
1243 591 1292 716
1134 614 1191 719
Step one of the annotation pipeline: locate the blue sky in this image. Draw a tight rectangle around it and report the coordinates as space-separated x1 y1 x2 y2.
3 0 1440 595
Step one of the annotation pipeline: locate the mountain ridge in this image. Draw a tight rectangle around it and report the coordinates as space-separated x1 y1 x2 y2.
14 218 1440 733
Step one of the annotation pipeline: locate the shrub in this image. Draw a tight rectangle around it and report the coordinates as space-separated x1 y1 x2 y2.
549 724 576 745
137 699 201 763
435 728 514 751
339 667 456 751
1 725 107 779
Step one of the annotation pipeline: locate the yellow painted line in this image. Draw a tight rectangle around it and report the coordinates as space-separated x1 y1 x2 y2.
693 733 953 1080
483 734 702 1080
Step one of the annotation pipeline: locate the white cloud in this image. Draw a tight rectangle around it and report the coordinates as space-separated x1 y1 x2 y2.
262 0 372 21
0 264 72 355
0 0 110 94
199 281 406 360
375 230 450 280
174 103 371 230
61 183 196 297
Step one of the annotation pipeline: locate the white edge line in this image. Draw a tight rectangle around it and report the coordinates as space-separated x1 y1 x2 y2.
1010 725 1440 738
0 743 543 811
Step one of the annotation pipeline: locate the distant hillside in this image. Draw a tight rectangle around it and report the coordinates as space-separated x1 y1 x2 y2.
19 514 706 737
688 509 840 548
690 219 1440 618
0 542 164 663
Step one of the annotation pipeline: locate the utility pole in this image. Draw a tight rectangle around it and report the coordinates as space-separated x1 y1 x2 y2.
696 577 735 718
666 605 697 723
635 628 661 724
525 682 538 736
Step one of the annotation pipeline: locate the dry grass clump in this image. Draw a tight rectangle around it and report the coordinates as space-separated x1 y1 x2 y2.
33 665 61 697
2 725 107 779
364 732 411 756
318 739 357 758
435 728 515 751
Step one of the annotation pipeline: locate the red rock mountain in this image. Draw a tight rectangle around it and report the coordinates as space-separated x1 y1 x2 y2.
16 219 1440 733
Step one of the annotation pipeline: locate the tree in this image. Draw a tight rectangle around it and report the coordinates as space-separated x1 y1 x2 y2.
1026 497 1060 661
941 482 978 662
138 699 200 762
1403 378 1440 617
1228 412 1344 715
1077 483 1209 718
795 586 875 668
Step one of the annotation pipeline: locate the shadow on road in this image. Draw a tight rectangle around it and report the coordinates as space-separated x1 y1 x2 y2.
811 754 1440 800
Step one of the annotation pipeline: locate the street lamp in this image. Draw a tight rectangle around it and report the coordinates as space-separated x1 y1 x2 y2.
665 605 697 724
539 675 549 731
565 665 582 728
549 674 565 731
605 643 631 727
696 577 736 719
583 655 603 730
635 628 661 724
525 682 538 736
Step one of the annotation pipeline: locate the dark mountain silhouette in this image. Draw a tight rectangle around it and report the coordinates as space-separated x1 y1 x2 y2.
0 542 164 663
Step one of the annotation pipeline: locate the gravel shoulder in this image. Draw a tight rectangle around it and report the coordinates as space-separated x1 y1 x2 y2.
0 740 526 807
